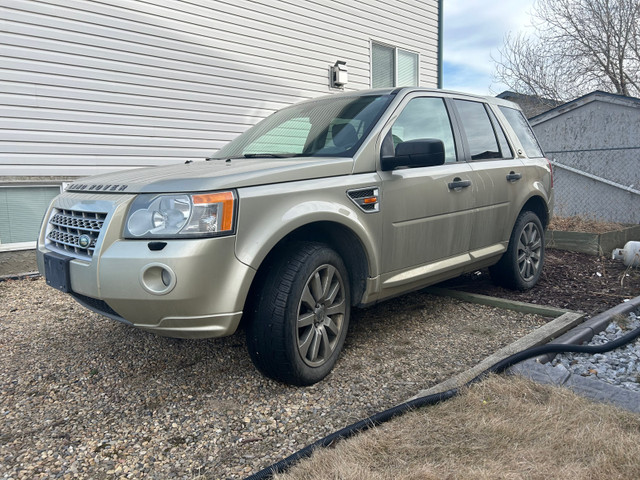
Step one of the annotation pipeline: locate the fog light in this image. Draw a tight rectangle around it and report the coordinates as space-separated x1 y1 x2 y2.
139 263 176 295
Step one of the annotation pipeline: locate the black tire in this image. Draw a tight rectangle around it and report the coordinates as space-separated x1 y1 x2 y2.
489 210 545 291
246 242 351 386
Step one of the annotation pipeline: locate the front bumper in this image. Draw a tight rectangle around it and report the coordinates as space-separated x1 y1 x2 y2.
37 193 255 339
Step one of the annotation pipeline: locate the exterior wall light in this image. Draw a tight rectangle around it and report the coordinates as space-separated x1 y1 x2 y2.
330 60 348 89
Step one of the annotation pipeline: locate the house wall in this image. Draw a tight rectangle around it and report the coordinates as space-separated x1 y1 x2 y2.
0 0 439 178
531 98 640 224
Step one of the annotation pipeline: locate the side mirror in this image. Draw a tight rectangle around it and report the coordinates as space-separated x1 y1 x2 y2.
381 138 445 171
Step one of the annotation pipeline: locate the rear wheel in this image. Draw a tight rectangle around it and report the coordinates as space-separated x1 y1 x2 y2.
490 210 545 291
246 242 350 386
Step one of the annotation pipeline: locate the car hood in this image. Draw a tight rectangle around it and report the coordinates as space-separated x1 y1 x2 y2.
65 157 354 194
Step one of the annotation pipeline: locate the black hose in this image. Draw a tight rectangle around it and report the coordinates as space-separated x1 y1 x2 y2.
245 324 640 480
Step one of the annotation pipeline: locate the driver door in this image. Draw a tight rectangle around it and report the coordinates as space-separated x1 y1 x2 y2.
378 95 476 292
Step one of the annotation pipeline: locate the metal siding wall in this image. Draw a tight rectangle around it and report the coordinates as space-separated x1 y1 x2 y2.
0 0 439 177
533 100 640 223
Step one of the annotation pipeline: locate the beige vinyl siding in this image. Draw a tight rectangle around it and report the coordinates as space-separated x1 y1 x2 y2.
0 0 439 177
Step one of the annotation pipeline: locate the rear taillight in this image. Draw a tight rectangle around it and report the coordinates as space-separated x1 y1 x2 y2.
546 158 554 188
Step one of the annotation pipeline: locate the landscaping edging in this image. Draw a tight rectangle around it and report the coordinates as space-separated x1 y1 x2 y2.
546 225 640 256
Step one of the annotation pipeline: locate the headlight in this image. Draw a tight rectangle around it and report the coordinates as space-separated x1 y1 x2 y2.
124 191 236 238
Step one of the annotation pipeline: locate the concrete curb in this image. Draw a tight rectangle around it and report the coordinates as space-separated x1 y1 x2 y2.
536 294 640 363
507 294 640 413
412 289 640 414
426 287 571 317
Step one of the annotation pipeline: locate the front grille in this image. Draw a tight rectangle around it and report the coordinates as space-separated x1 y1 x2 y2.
46 209 107 259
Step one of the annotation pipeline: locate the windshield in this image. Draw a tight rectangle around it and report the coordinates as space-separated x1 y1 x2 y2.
210 93 394 159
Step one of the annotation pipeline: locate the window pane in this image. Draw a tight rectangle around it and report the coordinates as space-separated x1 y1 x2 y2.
397 50 418 86
387 97 457 163
487 107 513 158
372 42 395 88
453 100 501 160
0 186 60 244
244 118 312 154
498 106 544 158
214 94 393 158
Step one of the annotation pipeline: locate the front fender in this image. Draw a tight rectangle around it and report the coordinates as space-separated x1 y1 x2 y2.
234 176 382 277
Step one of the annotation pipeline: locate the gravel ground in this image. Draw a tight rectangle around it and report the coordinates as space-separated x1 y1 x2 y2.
551 308 640 392
1 277 549 479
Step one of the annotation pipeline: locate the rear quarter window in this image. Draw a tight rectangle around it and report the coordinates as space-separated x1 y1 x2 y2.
498 106 544 158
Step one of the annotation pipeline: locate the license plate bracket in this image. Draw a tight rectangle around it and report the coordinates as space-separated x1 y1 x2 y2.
44 252 72 293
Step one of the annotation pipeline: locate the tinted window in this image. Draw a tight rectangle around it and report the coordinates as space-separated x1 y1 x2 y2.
384 97 457 163
487 107 513 159
499 106 544 158
212 94 393 159
453 100 501 160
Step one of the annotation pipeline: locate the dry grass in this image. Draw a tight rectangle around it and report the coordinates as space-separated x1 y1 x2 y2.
276 375 640 480
549 215 627 234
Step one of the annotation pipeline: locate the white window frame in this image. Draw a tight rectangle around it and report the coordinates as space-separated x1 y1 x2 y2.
370 40 420 88
0 183 63 252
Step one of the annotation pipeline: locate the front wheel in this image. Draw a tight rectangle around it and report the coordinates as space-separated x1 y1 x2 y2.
246 242 351 386
490 210 545 291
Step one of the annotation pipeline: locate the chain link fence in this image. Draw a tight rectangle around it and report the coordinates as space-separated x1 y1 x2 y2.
549 152 640 224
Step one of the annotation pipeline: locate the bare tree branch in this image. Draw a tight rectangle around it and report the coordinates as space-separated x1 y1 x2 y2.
493 0 640 101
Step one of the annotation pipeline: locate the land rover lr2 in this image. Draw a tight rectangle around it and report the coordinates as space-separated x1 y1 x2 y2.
37 88 553 386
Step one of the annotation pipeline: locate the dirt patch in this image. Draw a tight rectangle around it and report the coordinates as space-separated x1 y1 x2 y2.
443 248 640 315
549 216 630 234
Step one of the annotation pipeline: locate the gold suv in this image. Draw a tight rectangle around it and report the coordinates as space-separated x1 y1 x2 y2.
37 88 553 385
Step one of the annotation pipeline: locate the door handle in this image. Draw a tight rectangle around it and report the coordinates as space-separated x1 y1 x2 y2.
448 178 471 190
506 172 522 182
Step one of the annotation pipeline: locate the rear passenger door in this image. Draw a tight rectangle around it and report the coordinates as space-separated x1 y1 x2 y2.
450 99 524 253
378 95 475 288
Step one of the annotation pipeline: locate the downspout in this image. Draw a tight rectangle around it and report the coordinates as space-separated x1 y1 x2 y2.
437 0 443 89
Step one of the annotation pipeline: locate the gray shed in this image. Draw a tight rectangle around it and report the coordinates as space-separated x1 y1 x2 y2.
530 91 640 224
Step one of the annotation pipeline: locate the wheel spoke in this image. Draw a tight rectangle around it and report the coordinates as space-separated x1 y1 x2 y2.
298 328 313 358
310 271 323 302
324 317 340 336
319 326 330 357
298 312 315 328
325 278 341 306
530 238 542 251
308 329 321 362
326 298 346 316
518 239 527 252
321 266 337 301
301 285 315 310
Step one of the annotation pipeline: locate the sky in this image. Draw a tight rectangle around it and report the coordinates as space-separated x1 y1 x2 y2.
442 0 537 95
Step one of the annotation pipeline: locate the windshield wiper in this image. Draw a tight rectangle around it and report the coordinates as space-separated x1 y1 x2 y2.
206 153 298 161
242 153 298 158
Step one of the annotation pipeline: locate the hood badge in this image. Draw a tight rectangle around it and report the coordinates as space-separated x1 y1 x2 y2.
67 184 128 192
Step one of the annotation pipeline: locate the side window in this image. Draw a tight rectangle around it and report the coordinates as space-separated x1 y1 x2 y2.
487 107 514 159
498 106 545 158
383 97 457 163
452 100 502 160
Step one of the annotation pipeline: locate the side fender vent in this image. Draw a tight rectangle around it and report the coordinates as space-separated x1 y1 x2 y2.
347 187 380 213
